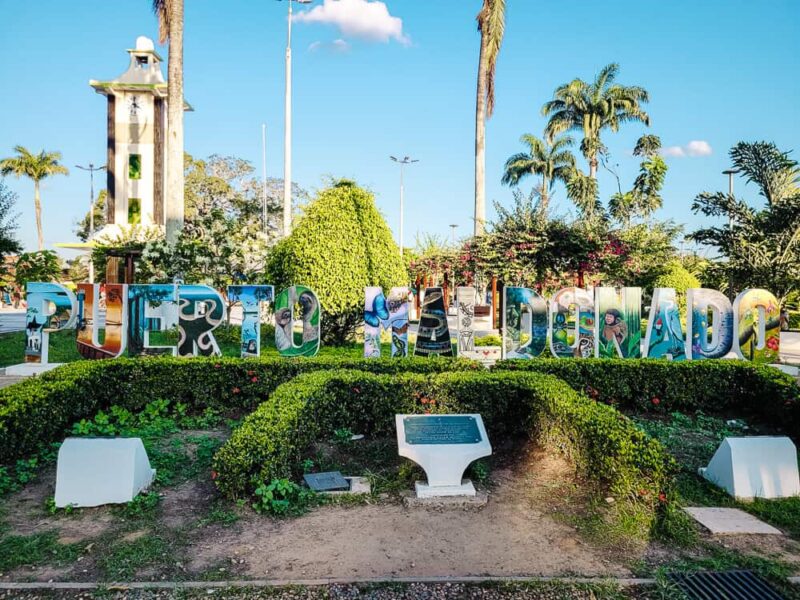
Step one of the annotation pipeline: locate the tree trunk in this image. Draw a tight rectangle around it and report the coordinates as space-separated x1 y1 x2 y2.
589 156 598 179
540 176 549 213
165 0 185 244
474 31 488 236
34 180 43 251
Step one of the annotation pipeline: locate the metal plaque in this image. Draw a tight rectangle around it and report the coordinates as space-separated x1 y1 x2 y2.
303 471 350 492
403 415 482 445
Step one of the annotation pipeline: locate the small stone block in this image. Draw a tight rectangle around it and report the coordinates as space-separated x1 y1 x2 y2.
303 471 349 492
55 437 155 507
321 476 371 496
683 507 783 535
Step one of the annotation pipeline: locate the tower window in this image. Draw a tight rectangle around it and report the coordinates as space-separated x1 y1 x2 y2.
129 154 141 180
128 198 141 225
136 55 149 69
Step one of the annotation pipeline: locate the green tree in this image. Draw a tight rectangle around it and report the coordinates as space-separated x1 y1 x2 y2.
608 135 668 226
0 180 22 262
153 0 185 243
501 133 576 213
266 180 407 344
689 143 800 304
474 0 506 235
542 63 650 178
75 189 107 242
15 251 61 287
0 146 69 250
653 261 701 315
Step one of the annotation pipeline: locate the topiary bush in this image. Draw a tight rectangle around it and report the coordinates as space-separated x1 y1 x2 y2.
0 356 478 465
265 180 407 344
492 359 800 436
652 261 701 315
211 369 675 537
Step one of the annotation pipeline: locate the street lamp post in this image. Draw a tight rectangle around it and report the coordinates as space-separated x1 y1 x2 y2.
722 168 740 300
279 0 313 238
390 156 419 257
75 163 106 283
450 224 458 245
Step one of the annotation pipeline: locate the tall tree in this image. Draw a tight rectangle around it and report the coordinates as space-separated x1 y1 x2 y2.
0 146 68 250
542 63 650 178
608 135 668 226
0 180 22 277
152 0 185 243
689 142 800 303
501 133 575 213
474 0 506 236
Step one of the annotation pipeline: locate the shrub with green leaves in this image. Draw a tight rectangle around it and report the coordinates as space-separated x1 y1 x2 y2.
265 180 407 344
492 359 800 436
652 261 701 314
0 356 477 465
212 369 675 537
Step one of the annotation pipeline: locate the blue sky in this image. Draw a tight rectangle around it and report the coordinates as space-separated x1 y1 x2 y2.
1 0 798 256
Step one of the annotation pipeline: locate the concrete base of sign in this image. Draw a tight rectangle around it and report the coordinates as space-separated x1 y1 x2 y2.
402 488 489 509
4 363 63 376
683 507 783 535
770 363 799 377
415 479 476 498
698 436 800 500
320 476 371 496
54 438 156 508
460 348 502 367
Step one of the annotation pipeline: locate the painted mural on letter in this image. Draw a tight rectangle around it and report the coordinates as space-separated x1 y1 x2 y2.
414 287 453 357
549 287 594 359
229 285 274 358
503 287 548 359
77 283 128 360
25 283 78 364
275 285 321 358
364 286 408 358
456 286 476 353
595 287 642 358
686 288 734 360
644 288 686 360
177 285 226 357
732 288 781 363
127 284 178 356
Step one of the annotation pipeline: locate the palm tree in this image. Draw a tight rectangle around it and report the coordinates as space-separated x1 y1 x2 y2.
474 0 506 236
152 0 185 243
0 146 68 250
542 63 650 178
501 133 575 213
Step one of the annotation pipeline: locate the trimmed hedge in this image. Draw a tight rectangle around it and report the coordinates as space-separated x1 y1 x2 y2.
212 369 675 534
0 357 479 464
492 359 800 437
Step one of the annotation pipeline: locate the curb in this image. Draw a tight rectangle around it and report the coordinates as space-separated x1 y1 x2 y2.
0 576 657 590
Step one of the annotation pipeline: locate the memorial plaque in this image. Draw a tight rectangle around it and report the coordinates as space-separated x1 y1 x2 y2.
303 471 350 492
404 415 482 445
396 413 492 497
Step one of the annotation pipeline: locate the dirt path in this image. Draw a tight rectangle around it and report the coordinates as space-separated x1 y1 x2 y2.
188 450 630 580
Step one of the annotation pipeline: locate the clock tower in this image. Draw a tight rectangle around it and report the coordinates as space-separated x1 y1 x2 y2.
90 36 191 231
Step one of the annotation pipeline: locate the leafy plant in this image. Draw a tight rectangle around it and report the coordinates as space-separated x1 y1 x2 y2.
252 478 316 516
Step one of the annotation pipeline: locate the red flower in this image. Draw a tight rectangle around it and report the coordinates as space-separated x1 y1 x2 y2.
247 370 255 376
658 492 667 503
637 489 649 497
251 377 258 383
214 364 221 369
232 387 241 394
651 397 661 406
211 470 218 480
766 337 779 351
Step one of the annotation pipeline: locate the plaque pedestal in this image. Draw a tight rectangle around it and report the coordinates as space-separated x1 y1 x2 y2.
396 414 492 498
416 479 476 498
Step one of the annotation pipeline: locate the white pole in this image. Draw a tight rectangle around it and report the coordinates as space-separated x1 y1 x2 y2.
399 162 404 257
262 123 268 232
88 166 95 284
283 0 293 237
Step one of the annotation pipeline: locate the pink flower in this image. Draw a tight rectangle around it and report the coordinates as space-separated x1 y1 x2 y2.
652 397 661 406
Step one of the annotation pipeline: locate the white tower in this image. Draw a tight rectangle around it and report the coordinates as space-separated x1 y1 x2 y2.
90 37 191 232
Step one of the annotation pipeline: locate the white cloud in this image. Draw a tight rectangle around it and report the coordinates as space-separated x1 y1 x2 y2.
294 0 409 45
661 140 713 158
308 38 351 53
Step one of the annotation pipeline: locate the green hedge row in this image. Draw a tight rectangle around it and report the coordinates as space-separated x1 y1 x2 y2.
492 359 800 436
212 369 675 533
0 357 478 464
